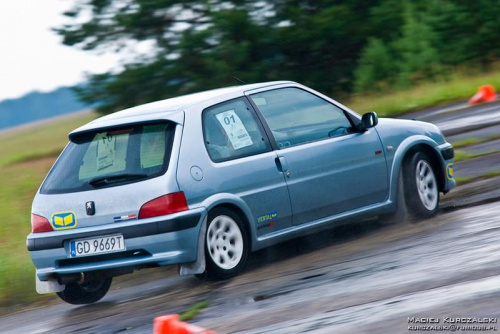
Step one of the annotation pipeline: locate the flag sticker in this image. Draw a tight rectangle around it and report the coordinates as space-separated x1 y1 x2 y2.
113 214 137 222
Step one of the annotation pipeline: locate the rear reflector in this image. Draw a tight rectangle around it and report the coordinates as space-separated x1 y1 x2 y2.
32 214 53 233
138 192 189 219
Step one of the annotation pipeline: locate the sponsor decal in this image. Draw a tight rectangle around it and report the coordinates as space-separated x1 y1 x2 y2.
257 212 277 230
51 211 77 230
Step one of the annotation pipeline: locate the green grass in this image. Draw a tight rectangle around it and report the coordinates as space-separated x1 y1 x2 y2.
0 113 96 310
346 69 500 116
455 170 500 186
453 149 500 162
0 162 54 308
454 176 473 185
0 113 95 167
179 301 209 321
451 135 500 149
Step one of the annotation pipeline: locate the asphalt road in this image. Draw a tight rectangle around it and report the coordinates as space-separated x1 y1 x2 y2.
1 101 500 334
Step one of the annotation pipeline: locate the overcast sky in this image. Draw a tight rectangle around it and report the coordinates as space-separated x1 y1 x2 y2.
0 0 120 101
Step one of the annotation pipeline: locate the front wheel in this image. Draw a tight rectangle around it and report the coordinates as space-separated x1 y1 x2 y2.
403 152 439 219
203 208 249 280
57 277 112 305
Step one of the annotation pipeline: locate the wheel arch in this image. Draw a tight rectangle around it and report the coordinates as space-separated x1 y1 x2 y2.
403 144 445 192
390 136 446 203
200 194 256 251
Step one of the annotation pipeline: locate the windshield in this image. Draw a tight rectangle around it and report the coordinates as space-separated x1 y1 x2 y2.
40 122 175 194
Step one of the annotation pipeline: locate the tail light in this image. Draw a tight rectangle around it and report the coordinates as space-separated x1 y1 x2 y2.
138 192 188 219
31 214 53 233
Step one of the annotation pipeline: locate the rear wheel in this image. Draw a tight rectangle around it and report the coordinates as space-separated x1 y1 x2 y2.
57 277 112 305
403 152 439 219
203 208 249 280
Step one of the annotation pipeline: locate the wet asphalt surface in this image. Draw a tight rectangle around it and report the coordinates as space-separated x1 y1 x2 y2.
1 101 500 333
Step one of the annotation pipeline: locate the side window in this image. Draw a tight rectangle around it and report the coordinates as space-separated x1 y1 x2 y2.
203 98 271 162
250 88 354 148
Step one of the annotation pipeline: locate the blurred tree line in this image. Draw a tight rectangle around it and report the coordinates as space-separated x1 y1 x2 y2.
56 0 500 114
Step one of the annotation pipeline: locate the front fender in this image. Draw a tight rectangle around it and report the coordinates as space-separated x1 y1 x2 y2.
388 135 442 204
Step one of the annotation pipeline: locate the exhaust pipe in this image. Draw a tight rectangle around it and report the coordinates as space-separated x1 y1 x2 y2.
58 272 103 285
57 267 133 285
58 273 83 285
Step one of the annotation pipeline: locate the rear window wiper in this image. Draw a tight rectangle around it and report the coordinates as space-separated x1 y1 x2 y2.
88 173 149 187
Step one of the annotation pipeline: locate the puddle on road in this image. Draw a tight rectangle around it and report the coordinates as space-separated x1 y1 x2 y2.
241 274 500 334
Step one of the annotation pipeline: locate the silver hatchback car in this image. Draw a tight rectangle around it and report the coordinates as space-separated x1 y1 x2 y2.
27 81 455 304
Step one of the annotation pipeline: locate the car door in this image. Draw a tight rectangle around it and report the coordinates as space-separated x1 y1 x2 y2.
178 97 293 237
247 87 389 226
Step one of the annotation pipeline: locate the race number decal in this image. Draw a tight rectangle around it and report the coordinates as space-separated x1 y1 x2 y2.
215 109 253 150
96 133 116 170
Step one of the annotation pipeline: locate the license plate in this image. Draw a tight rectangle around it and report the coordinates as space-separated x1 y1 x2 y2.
70 234 125 258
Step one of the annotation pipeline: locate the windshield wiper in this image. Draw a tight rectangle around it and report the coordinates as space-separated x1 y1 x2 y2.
88 173 149 187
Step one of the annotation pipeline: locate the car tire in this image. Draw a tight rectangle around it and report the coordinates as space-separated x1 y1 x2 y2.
403 152 439 219
203 208 249 280
57 277 112 305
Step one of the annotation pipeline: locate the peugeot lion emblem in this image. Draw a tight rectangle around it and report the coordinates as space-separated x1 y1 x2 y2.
86 201 95 216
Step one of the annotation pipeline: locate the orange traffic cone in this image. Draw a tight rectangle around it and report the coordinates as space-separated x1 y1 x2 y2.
468 85 497 104
153 314 217 334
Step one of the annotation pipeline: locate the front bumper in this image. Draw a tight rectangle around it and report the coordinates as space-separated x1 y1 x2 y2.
27 207 206 281
439 143 456 194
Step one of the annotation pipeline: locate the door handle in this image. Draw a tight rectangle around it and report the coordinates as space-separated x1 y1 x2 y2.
275 156 289 173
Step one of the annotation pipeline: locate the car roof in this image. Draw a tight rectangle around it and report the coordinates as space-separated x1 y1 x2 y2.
70 81 294 137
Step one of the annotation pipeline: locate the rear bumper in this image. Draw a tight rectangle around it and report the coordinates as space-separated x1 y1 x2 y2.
27 208 205 281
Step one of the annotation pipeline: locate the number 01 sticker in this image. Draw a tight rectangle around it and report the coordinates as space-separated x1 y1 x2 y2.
215 109 253 150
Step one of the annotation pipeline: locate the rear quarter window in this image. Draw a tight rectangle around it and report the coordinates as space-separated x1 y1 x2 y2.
40 122 174 194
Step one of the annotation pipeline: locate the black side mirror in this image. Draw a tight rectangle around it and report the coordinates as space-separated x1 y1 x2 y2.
359 112 378 132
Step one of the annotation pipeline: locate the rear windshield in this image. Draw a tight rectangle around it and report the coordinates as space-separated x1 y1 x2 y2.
40 122 175 194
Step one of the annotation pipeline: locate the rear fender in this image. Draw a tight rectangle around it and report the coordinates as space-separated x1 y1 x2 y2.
180 194 254 274
199 194 257 250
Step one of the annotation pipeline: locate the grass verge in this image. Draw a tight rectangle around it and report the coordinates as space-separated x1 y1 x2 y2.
451 135 500 149
346 69 500 116
453 150 500 162
455 170 500 186
0 113 96 311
